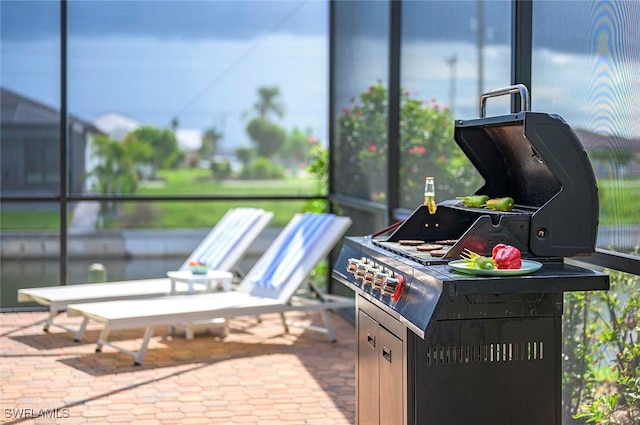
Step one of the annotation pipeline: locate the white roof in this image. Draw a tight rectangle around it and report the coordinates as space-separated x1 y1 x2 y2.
175 128 202 150
92 112 141 141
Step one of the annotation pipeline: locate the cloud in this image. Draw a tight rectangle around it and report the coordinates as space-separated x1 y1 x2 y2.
401 40 512 119
2 1 327 41
532 48 640 139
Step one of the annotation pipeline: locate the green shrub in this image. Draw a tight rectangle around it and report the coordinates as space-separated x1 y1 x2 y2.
564 260 640 424
120 203 163 228
240 157 285 180
211 159 232 180
303 141 329 213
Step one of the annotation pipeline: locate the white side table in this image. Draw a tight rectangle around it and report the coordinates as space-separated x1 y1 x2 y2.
167 270 233 295
166 270 234 339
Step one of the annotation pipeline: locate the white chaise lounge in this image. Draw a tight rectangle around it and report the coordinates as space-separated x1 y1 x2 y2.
18 207 273 337
66 212 353 365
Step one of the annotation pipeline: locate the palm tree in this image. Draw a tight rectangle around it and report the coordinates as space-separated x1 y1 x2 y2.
200 127 223 160
170 117 179 131
243 86 287 160
250 86 285 120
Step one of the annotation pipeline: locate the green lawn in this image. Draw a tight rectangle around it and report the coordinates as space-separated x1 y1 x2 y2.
138 168 323 197
111 199 318 228
597 178 640 226
0 210 65 231
125 169 324 227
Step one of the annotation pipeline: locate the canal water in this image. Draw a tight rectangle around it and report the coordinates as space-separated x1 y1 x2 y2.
2 257 194 310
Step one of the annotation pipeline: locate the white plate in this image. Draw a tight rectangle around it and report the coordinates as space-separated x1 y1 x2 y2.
448 259 543 276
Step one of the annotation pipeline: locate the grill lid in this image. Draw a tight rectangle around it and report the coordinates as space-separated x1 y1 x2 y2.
452 85 599 257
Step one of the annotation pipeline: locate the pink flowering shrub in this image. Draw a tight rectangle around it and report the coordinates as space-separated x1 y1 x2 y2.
336 81 481 206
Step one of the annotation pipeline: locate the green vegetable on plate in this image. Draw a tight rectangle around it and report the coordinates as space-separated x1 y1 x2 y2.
460 249 495 270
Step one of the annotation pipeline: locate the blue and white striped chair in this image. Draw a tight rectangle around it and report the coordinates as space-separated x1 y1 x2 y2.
67 213 353 365
18 207 273 336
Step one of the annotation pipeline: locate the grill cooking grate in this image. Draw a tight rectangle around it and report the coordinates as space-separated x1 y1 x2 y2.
372 240 452 265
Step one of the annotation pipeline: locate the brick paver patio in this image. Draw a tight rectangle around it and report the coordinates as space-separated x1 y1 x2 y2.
0 310 355 424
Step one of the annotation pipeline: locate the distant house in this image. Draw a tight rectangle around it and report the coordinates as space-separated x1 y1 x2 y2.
1 87 103 195
575 129 640 178
175 128 202 151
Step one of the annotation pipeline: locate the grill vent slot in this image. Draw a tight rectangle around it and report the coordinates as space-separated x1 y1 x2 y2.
424 341 544 365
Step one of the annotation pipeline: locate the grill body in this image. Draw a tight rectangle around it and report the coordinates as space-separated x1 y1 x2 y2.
407 306 561 424
332 98 609 425
334 237 608 425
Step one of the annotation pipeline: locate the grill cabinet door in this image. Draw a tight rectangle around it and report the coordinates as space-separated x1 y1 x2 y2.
358 311 380 425
379 328 403 425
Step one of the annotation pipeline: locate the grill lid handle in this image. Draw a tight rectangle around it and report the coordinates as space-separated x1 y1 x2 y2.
479 84 530 117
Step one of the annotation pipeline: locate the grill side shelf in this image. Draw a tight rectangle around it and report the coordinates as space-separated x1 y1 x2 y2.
430 261 609 295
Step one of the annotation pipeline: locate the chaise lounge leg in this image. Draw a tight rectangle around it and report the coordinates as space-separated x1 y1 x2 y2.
279 313 289 334
134 327 155 365
321 310 337 342
95 326 110 352
74 317 90 342
44 310 61 332
185 326 194 340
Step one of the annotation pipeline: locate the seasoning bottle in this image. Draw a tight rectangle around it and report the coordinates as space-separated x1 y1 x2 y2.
424 177 437 214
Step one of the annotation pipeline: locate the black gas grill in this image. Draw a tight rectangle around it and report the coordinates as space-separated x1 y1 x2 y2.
332 86 609 425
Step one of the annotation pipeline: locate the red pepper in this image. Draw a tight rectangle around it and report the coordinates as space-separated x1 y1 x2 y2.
492 244 508 259
492 244 522 269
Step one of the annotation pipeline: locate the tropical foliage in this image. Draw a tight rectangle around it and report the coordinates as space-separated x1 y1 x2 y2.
123 126 180 179
304 137 329 213
86 134 137 212
246 117 287 158
250 86 285 120
563 264 640 424
245 86 287 161
200 127 223 160
335 81 482 206
282 126 314 175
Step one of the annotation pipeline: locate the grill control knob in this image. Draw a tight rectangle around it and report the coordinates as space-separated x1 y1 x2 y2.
363 265 380 286
373 270 389 289
372 269 390 290
381 276 399 295
381 275 405 302
355 263 368 281
346 258 359 274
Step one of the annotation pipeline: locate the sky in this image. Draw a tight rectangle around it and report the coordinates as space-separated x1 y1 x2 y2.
1 0 639 152
1 0 330 151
